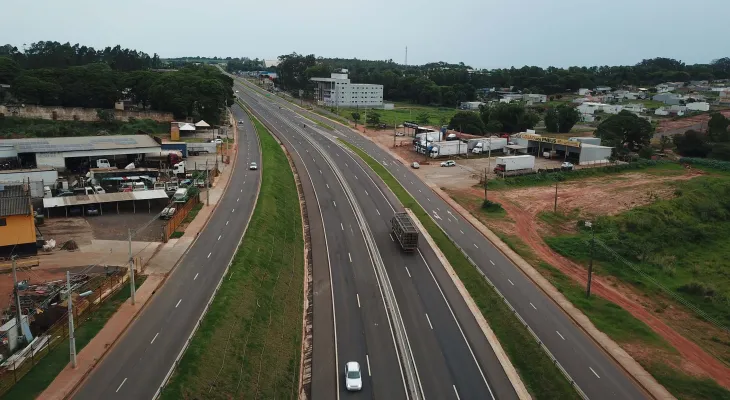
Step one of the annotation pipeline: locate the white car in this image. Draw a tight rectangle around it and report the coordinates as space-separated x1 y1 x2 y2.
561 162 574 170
440 160 456 167
210 138 223 144
238 119 244 124
411 161 420 169
235 90 239 93
345 361 362 391
249 162 258 170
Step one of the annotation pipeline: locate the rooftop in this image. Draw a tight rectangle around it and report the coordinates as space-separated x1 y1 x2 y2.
42 189 169 209
0 184 31 216
0 135 160 154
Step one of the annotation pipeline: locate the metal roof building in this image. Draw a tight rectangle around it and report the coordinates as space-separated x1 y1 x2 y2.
0 184 31 217
42 189 170 217
0 135 161 172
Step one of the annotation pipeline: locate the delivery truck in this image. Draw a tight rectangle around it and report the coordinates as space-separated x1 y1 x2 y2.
493 155 535 174
142 151 183 167
391 212 419 252
428 141 468 158
468 137 508 154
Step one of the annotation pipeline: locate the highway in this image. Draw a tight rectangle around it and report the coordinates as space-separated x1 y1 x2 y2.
72 104 261 400
235 81 518 400
236 79 648 400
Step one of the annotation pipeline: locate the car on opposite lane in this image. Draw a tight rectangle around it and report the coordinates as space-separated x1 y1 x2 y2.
249 162 258 170
344 361 362 391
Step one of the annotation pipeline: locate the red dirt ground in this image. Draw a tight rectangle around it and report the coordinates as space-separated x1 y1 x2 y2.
453 170 730 388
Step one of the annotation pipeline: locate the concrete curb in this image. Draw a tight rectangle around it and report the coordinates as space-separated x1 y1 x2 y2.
428 185 674 400
57 109 243 400
404 208 531 400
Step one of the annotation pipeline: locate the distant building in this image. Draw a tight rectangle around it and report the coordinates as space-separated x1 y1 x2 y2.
522 94 547 103
311 72 383 108
595 86 612 93
578 88 591 96
0 184 36 258
653 93 683 105
685 102 710 112
500 93 524 103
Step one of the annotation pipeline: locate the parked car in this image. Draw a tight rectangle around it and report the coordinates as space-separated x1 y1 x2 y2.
396 132 405 137
86 205 100 216
57 190 75 197
249 162 258 170
210 138 223 144
160 207 176 220
440 160 456 167
411 162 420 169
561 162 574 170
344 361 362 391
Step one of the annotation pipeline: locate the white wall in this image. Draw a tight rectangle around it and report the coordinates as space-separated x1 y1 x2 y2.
35 152 65 170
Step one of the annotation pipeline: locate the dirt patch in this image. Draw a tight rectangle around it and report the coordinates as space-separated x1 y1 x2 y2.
447 169 730 388
39 218 94 246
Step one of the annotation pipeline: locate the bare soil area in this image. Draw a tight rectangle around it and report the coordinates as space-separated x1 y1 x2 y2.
446 169 730 388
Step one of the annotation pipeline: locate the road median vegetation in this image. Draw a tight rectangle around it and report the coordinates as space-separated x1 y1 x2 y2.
161 111 304 399
339 139 580 399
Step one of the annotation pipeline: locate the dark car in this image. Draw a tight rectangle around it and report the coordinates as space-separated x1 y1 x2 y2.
86 205 100 216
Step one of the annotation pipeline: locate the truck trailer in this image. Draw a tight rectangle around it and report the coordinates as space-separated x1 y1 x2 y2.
428 141 468 158
391 212 419 252
187 142 217 156
468 137 508 154
413 130 443 144
493 155 535 173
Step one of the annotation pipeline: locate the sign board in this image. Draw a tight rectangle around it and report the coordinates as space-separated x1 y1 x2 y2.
513 133 581 148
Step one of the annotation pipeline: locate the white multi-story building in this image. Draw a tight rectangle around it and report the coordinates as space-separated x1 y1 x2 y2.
311 72 383 108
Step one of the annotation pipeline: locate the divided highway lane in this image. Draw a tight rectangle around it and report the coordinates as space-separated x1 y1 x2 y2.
250 84 649 400
73 105 261 400
238 84 516 400
238 90 406 400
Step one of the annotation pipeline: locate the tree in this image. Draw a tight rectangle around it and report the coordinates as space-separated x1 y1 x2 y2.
544 104 581 133
96 109 115 123
366 111 381 126
351 112 360 127
707 112 730 142
659 135 672 152
0 57 20 84
416 112 430 125
480 102 539 133
448 111 486 134
673 130 711 157
595 110 654 151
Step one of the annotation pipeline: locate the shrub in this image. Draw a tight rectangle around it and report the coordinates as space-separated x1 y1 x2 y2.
680 157 730 171
481 199 503 212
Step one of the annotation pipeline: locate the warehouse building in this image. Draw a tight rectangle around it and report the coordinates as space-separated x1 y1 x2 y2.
510 133 613 165
311 71 383 108
0 135 161 172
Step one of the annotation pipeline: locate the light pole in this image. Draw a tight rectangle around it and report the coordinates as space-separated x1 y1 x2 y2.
585 221 595 297
66 271 77 368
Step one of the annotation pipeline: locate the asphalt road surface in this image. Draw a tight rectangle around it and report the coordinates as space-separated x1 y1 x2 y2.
72 104 261 400
236 81 517 400
236 79 648 400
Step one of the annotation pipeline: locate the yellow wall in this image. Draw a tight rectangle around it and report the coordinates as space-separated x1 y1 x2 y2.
0 215 36 246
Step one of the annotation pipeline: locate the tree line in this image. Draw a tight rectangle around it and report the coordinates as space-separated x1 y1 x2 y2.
0 42 234 124
272 53 730 107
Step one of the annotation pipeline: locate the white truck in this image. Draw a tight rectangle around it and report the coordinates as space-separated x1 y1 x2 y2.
413 130 443 143
493 155 535 174
468 137 508 154
429 141 468 158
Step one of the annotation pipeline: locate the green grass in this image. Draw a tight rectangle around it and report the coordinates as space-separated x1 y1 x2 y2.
545 176 730 328
333 103 458 128
161 108 304 399
339 140 580 400
0 116 169 138
181 203 203 224
169 231 184 239
647 362 730 400
2 276 146 400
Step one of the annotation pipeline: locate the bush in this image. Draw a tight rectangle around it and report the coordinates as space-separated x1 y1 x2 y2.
481 199 503 212
680 157 730 171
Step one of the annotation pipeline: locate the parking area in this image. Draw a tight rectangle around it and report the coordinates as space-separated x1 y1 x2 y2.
40 209 168 244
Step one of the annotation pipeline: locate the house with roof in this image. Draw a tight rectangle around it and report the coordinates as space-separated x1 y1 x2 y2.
653 93 684 105
0 184 36 257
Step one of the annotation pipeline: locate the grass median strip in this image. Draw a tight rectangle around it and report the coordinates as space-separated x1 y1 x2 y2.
339 139 580 399
2 276 146 400
161 112 304 399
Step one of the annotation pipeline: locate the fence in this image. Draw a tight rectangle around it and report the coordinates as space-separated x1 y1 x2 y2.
162 195 201 241
0 270 128 397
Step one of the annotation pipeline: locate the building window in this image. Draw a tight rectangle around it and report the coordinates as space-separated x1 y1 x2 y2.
0 218 6 227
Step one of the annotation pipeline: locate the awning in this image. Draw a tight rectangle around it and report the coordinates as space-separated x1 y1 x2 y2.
195 120 210 128
42 189 169 208
179 123 196 131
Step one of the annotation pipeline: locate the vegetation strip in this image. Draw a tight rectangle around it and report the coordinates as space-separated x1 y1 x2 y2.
160 112 304 399
2 277 146 400
339 139 579 399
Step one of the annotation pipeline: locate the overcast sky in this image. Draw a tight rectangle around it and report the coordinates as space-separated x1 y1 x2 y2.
3 0 728 69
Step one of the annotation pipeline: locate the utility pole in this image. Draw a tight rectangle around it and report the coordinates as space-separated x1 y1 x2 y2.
205 159 210 206
393 121 397 147
66 271 77 368
11 256 22 338
484 168 488 200
585 221 595 297
554 181 558 213
128 229 136 305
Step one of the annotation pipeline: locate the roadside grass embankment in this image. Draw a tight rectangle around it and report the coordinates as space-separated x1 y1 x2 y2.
339 140 580 399
0 116 169 138
2 276 147 400
160 112 304 399
333 103 458 128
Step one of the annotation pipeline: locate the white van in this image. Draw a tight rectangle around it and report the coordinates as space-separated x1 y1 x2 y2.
172 188 189 203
